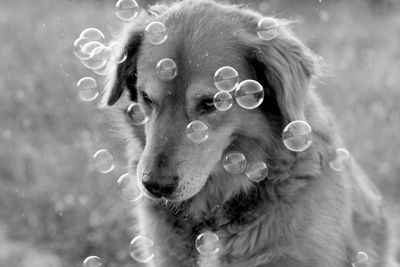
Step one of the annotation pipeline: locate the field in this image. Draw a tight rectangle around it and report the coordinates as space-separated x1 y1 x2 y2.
0 0 399 266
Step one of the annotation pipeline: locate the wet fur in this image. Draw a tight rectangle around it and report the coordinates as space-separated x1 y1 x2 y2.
102 1 398 266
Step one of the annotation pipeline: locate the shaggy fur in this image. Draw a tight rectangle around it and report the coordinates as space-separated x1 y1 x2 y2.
102 1 398 266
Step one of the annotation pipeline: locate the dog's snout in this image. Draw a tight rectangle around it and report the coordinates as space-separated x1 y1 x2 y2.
142 174 178 198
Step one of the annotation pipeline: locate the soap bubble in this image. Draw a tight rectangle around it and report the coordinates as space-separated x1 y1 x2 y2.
108 42 127 64
213 91 233 111
93 149 115 174
214 66 239 92
195 232 220 255
235 80 264 109
73 37 91 60
257 17 279 41
129 236 155 263
76 77 99 102
145 21 168 45
117 173 143 202
127 103 149 125
351 251 368 267
80 28 105 44
223 151 247 174
83 256 104 267
80 41 104 69
329 148 350 171
115 0 139 22
246 162 268 182
282 120 313 152
186 120 209 144
93 63 110 76
156 58 178 81
87 45 112 70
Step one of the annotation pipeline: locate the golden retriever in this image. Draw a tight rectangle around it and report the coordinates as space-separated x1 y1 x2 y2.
101 1 398 266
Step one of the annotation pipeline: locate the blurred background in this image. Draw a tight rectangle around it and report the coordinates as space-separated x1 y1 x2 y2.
0 0 399 266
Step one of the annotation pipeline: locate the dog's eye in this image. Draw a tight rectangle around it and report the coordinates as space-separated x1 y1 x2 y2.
140 91 153 105
197 97 216 114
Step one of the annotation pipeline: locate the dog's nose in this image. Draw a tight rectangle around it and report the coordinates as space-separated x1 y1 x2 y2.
142 174 178 198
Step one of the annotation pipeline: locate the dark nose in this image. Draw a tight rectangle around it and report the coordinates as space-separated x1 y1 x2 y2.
142 174 178 198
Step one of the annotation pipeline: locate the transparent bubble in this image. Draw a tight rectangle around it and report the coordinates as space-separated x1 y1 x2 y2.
329 148 350 172
282 120 313 152
186 120 209 144
246 162 268 182
129 236 155 263
195 232 220 255
93 149 115 174
257 17 279 41
213 91 233 111
76 77 99 102
73 36 91 60
214 66 239 92
108 42 127 64
80 41 104 69
80 28 105 44
145 21 168 45
88 45 112 70
127 103 149 125
156 58 178 81
351 251 368 267
223 151 247 174
115 0 139 22
235 80 264 109
117 173 143 202
93 63 110 76
82 256 104 267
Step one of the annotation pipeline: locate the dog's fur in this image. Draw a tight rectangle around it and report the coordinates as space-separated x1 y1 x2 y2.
101 1 398 266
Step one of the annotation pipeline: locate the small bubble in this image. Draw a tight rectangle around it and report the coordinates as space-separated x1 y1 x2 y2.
145 21 168 45
82 256 104 267
156 58 178 81
213 91 233 111
223 151 247 174
195 232 220 255
186 120 209 144
214 66 239 92
246 162 268 182
282 120 313 152
80 28 105 44
76 77 99 102
115 0 139 22
235 79 264 109
108 42 127 64
73 36 91 60
351 251 368 267
129 236 155 263
117 173 143 202
93 149 115 174
257 17 279 41
329 148 350 171
127 103 149 125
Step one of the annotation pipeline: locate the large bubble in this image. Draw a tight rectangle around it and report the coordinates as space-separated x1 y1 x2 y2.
93 149 115 174
145 21 168 45
195 232 220 256
83 256 104 267
213 91 233 111
156 58 178 81
235 80 264 109
223 151 247 174
115 0 139 22
80 28 105 44
282 120 313 152
186 120 209 144
76 77 99 102
127 103 149 125
129 235 155 263
214 66 239 92
257 17 279 41
245 162 268 182
117 172 143 202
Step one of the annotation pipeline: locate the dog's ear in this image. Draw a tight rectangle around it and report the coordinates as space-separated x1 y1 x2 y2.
246 21 318 123
103 30 143 106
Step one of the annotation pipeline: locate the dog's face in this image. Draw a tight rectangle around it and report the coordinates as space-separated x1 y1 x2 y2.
103 0 317 202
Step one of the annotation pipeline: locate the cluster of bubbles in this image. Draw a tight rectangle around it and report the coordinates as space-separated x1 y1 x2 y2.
73 27 127 102
351 251 368 267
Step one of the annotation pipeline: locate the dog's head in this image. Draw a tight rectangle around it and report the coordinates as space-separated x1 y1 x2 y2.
102 0 320 203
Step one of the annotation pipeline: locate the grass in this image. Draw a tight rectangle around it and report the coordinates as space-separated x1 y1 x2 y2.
0 0 399 266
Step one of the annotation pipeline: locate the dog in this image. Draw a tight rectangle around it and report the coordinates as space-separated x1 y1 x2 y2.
101 1 398 266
